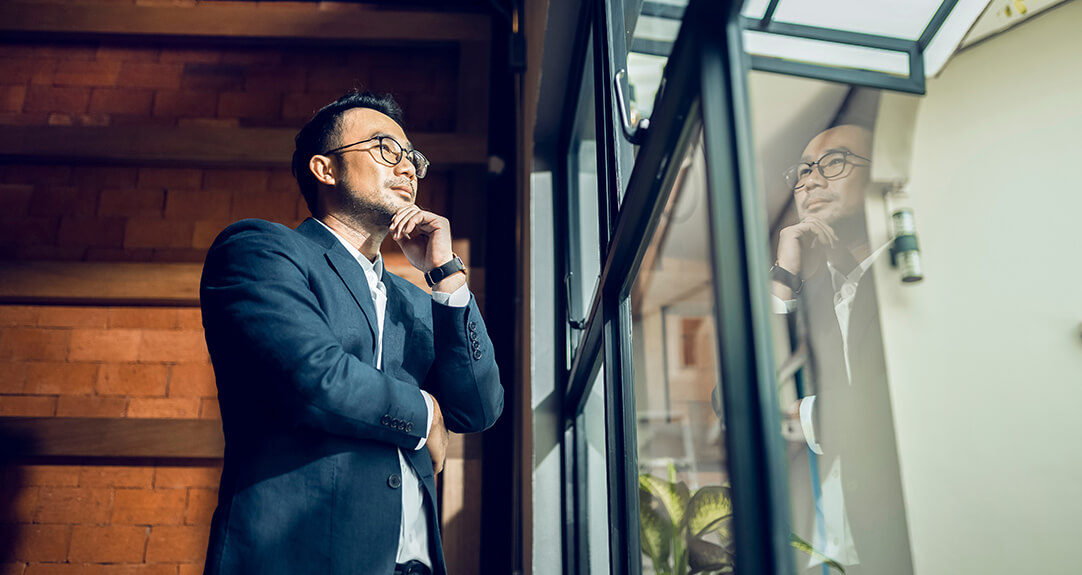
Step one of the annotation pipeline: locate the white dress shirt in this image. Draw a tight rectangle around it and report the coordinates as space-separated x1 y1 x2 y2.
316 219 469 568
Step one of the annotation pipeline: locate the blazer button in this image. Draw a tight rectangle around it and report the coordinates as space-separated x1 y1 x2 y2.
381 415 391 426
388 474 402 489
468 321 477 331
405 422 414 433
469 331 479 341
471 340 481 350
473 350 482 360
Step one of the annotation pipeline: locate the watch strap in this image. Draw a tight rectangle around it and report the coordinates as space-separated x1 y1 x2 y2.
769 262 804 295
425 255 466 287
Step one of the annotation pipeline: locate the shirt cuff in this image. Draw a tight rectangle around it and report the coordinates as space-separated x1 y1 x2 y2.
432 282 470 308
414 390 434 451
771 294 797 314
799 395 824 455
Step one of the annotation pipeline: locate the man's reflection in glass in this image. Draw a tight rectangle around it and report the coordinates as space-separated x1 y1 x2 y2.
772 125 913 574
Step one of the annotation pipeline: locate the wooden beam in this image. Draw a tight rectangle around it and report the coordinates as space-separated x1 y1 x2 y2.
0 417 223 458
0 262 202 307
0 3 489 43
0 126 488 168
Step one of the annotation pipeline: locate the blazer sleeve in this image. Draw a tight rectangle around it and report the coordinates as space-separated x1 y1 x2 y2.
426 296 504 434
200 221 428 449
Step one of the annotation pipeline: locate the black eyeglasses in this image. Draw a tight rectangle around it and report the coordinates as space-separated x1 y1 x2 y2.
322 136 430 179
783 150 870 191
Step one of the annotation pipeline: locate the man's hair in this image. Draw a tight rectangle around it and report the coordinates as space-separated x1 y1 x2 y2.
291 90 405 215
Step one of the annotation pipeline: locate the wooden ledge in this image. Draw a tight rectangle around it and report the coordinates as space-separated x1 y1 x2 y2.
0 417 224 459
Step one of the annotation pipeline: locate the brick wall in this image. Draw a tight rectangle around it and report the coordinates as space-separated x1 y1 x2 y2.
2 13 462 574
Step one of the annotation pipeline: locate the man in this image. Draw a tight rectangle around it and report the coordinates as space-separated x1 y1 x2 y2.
199 91 504 575
772 125 913 574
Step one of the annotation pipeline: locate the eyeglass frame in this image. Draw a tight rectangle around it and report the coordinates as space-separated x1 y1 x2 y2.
322 135 430 179
783 150 870 192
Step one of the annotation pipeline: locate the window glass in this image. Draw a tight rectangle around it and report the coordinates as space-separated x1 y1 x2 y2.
568 36 601 358
747 71 915 574
585 365 610 573
630 127 734 575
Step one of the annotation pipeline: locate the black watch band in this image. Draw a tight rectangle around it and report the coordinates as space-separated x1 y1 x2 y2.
769 262 804 295
425 255 466 287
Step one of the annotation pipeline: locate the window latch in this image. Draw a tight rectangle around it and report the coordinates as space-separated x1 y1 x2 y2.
564 272 586 330
614 69 649 146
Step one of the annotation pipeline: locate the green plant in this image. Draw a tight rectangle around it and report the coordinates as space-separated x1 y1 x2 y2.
638 465 845 575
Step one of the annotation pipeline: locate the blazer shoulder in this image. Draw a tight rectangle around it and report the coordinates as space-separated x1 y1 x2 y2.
210 218 297 248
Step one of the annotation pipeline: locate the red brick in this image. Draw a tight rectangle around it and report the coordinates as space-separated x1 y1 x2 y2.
136 168 202 190
54 60 122 87
307 65 368 94
185 488 217 525
24 86 90 115
28 185 98 217
0 183 33 214
56 396 129 418
145 525 207 563
35 486 113 524
175 309 202 331
176 117 239 128
96 45 161 62
23 465 81 487
163 190 230 219
244 65 305 92
221 48 281 66
12 485 39 523
57 217 125 248
0 361 28 393
117 62 184 90
0 328 71 361
191 220 232 249
203 168 268 192
68 329 141 362
77 113 111 127
89 88 154 116
198 397 220 420
69 525 147 563
24 362 99 395
112 488 186 525
0 213 60 247
0 306 39 327
79 466 153 489
230 190 296 221
168 364 215 397
0 85 26 113
83 248 154 262
108 308 179 330
160 48 221 64
127 398 199 418
123 219 193 249
36 307 110 329
25 565 103 575
110 114 175 127
100 565 177 575
28 44 98 61
152 91 218 118
218 92 281 121
0 563 24 575
0 165 73 186
97 364 168 396
73 167 140 189
0 395 57 417
154 466 221 489
48 113 74 126
179 63 245 91
178 564 202 575
139 331 208 363
99 189 165 217
149 248 207 263
12 524 71 561
282 91 338 121
0 57 41 85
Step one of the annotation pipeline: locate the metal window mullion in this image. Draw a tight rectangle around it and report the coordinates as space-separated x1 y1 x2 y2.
603 297 641 575
698 1 794 574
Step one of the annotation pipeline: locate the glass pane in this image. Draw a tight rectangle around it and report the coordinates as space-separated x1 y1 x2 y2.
771 0 946 41
631 125 734 574
585 366 611 573
569 35 601 356
743 30 911 76
624 0 688 126
747 72 915 574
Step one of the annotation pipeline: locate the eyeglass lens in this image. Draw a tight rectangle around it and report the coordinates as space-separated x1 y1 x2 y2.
378 137 429 179
787 151 850 190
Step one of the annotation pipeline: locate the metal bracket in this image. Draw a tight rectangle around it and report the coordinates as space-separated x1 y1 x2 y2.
564 272 586 330
614 69 650 146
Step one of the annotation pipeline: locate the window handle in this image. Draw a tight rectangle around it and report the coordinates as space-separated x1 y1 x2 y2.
565 272 586 330
614 69 650 146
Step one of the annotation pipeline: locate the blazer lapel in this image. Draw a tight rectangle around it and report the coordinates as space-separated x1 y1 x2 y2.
379 272 411 374
296 219 378 347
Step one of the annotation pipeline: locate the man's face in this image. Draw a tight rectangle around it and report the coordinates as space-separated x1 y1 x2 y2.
793 125 871 226
328 107 418 221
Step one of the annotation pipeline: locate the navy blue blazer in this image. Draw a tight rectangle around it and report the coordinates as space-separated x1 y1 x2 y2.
199 218 504 575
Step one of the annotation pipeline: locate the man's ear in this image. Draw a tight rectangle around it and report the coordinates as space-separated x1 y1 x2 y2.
309 155 336 186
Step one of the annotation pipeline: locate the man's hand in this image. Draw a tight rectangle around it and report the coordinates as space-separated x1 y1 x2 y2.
773 216 835 299
428 395 449 475
390 205 454 273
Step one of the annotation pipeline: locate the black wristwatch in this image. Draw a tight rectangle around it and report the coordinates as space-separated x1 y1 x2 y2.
424 255 466 287
769 262 804 295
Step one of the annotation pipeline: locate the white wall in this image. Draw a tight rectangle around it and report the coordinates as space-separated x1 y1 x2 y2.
869 4 1082 573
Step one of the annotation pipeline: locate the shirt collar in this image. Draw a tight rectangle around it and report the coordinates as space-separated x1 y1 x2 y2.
315 218 384 282
828 239 893 291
